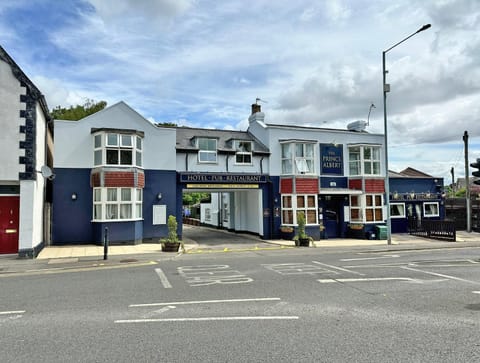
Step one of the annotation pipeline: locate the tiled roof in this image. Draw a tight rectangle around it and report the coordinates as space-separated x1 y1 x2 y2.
174 126 270 154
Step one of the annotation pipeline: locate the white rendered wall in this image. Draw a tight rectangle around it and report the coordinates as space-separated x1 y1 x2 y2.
0 60 26 181
54 102 176 171
18 104 47 250
233 189 262 236
250 120 385 177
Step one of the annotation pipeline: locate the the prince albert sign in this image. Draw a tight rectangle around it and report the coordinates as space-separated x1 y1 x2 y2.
320 144 343 175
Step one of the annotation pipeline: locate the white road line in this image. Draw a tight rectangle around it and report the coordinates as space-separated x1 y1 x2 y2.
0 310 25 315
318 277 421 284
340 255 399 262
312 261 365 276
473 291 480 294
130 297 281 308
155 268 172 288
401 266 480 285
115 316 299 323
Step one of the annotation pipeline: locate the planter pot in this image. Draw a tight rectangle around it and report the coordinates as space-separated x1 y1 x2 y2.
162 242 181 252
296 238 310 247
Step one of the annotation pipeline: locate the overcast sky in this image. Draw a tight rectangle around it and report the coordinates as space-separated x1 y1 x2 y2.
1 0 479 181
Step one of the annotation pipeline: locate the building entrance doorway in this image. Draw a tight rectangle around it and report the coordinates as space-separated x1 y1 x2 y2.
182 188 264 238
0 196 20 254
323 195 344 238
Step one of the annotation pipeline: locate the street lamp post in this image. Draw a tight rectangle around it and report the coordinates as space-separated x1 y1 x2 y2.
383 24 431 245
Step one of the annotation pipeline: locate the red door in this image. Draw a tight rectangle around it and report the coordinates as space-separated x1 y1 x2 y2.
0 196 19 254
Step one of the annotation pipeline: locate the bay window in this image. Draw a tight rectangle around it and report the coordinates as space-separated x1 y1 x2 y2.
281 142 315 175
93 132 143 167
348 145 381 176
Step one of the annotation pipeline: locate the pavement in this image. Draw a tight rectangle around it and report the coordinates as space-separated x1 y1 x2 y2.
0 226 479 275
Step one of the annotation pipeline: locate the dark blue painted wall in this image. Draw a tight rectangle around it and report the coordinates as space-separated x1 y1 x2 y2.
52 168 93 244
142 170 177 240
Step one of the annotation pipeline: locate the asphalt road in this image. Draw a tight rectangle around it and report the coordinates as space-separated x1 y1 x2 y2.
1 246 480 362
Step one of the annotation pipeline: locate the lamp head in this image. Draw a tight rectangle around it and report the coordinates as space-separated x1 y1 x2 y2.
417 24 431 33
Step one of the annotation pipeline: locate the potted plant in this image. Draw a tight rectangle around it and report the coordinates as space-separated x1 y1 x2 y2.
293 211 312 247
161 215 183 252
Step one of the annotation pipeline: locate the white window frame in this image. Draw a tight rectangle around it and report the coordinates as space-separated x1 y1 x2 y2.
198 138 217 163
281 142 316 175
92 187 143 222
349 194 384 223
93 132 143 167
234 140 253 165
390 202 406 218
423 202 439 217
281 194 318 226
348 144 381 176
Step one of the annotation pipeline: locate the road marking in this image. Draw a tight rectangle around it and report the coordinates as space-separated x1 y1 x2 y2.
115 316 299 324
262 263 337 275
473 291 480 294
0 261 157 278
130 297 281 308
318 277 421 284
143 306 176 318
155 268 172 288
340 255 399 262
312 261 365 276
0 310 25 315
177 265 253 286
401 266 480 285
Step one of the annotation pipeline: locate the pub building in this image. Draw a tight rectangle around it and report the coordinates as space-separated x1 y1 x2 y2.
51 101 444 245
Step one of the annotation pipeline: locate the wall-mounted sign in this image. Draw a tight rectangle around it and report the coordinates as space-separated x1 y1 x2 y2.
180 173 267 183
186 184 259 189
320 144 343 175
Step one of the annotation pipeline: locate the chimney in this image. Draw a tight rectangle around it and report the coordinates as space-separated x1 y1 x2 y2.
251 103 261 115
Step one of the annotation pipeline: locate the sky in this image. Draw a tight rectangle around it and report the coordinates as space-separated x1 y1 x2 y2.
1 0 479 182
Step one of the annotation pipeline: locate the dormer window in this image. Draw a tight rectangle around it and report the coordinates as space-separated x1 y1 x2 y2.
198 138 217 163
235 140 252 165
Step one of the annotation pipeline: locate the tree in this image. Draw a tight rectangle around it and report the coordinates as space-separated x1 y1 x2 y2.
182 192 209 206
51 99 107 120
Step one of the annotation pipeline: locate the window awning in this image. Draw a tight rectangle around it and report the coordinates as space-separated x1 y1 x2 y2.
319 188 362 195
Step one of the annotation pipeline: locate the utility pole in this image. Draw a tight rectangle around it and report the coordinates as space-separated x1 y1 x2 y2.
463 131 471 232
450 167 455 195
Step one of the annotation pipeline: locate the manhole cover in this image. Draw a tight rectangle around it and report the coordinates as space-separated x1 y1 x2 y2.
465 303 480 311
120 258 138 263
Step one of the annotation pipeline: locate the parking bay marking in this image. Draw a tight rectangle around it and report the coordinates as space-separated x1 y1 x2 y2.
130 297 281 308
115 316 299 323
155 268 172 288
318 277 423 284
340 255 400 262
118 298 296 324
401 266 480 285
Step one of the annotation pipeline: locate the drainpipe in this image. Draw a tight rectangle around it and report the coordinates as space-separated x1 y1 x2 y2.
185 153 188 171
260 157 264 174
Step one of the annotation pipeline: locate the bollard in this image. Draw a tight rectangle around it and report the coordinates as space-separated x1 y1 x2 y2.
104 227 109 260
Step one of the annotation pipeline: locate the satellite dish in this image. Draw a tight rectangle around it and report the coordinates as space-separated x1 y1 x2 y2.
40 165 55 180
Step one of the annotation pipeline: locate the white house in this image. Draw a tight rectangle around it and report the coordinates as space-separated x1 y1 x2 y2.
0 46 53 257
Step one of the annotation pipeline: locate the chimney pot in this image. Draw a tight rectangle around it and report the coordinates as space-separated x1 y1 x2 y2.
251 103 261 115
